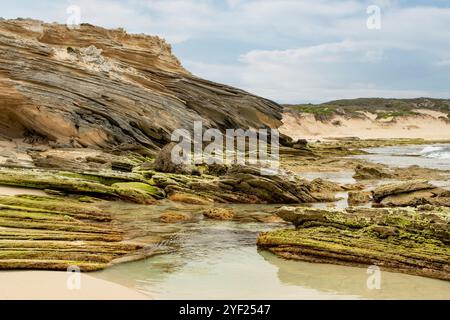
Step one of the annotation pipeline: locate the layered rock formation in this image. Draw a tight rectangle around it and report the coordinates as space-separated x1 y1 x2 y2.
257 206 450 280
0 194 146 271
151 165 322 204
0 19 283 154
372 180 450 207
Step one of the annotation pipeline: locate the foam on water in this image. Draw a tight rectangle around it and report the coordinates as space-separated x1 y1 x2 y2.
420 146 445 154
420 145 450 160
353 144 450 171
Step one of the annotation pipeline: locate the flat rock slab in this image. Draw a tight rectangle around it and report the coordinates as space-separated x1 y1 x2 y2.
257 206 450 281
373 179 434 201
0 194 144 271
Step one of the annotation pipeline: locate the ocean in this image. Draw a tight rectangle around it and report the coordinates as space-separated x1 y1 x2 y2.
353 143 450 171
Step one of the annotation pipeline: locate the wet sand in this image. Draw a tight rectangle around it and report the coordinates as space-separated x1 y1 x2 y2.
0 271 149 300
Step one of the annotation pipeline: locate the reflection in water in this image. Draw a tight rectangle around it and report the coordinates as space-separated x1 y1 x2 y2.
94 217 450 300
260 251 450 300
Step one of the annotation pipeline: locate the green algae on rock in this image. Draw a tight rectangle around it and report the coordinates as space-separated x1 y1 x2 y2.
202 207 235 220
147 165 333 204
347 191 372 206
0 194 147 271
257 206 450 281
0 168 162 204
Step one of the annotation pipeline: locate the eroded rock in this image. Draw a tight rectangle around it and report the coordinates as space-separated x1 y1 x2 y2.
0 195 147 271
151 142 195 175
353 163 393 180
373 180 434 201
348 191 372 206
159 211 192 223
0 19 283 154
257 206 450 281
202 208 235 220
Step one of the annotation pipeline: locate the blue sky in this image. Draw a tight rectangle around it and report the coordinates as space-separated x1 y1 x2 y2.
1 0 450 103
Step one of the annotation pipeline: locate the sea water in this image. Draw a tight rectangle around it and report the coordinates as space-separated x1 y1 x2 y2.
353 143 450 171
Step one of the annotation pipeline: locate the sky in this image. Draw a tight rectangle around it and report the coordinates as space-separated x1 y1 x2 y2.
1 0 450 103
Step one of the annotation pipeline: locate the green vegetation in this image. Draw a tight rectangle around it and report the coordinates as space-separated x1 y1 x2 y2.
285 98 450 121
288 104 336 121
375 110 420 120
324 97 450 113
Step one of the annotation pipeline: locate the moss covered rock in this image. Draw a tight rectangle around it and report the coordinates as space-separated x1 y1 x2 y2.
202 208 235 220
112 182 165 204
257 206 450 281
0 195 145 271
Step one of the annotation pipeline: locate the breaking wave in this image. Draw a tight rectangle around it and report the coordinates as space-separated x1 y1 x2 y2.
419 146 450 160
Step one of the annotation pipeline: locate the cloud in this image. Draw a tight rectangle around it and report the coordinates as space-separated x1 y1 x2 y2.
2 0 450 103
435 59 450 67
184 2 450 103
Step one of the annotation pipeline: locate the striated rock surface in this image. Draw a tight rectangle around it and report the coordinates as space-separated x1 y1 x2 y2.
0 167 164 204
373 179 434 201
257 206 450 281
0 194 148 271
373 180 450 207
0 19 283 153
150 165 320 204
353 163 393 180
347 190 372 206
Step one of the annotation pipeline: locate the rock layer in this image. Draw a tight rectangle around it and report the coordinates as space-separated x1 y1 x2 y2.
257 206 450 281
0 195 145 271
150 165 320 204
0 19 283 153
373 180 450 207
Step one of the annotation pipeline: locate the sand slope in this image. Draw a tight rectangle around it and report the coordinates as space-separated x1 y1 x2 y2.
280 109 450 140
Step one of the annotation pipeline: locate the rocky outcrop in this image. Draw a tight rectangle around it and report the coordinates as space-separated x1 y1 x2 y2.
0 167 164 204
202 208 235 220
353 163 393 180
347 190 372 206
0 19 283 154
373 180 433 201
373 180 450 207
0 194 148 271
159 211 192 223
150 142 197 175
257 206 450 281
150 165 321 204
0 162 337 205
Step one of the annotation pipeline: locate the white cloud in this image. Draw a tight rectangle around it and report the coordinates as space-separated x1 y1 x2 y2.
2 0 450 103
435 59 450 67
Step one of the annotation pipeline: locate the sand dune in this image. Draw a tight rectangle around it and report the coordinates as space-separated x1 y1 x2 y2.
280 109 450 140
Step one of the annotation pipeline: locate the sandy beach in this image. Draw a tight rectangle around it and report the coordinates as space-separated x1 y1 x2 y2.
280 111 450 140
0 271 149 300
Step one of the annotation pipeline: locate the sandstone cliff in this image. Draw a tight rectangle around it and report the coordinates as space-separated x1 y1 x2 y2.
0 19 283 154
